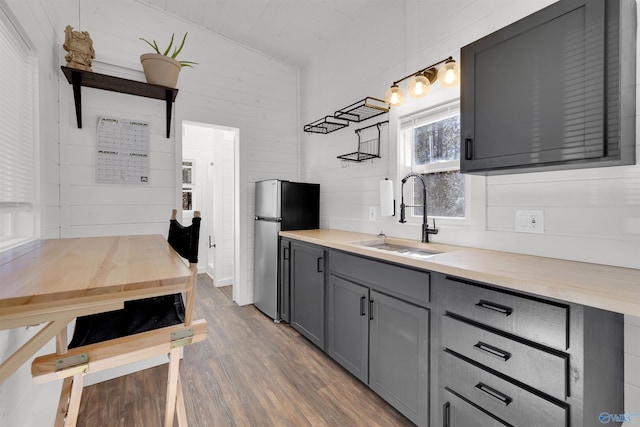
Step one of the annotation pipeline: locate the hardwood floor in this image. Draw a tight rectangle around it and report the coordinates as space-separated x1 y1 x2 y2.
76 275 415 426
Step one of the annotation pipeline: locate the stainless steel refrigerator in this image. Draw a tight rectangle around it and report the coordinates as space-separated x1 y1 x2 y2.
253 179 320 320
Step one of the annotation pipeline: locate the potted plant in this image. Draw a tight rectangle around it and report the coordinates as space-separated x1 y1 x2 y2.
139 32 197 88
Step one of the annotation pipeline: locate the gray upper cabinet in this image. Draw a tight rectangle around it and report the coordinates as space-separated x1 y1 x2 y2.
461 0 636 174
290 241 326 349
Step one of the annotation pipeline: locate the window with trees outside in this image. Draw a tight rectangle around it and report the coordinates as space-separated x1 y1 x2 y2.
399 100 466 221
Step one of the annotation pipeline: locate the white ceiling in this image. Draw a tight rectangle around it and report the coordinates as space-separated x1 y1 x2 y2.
138 0 405 68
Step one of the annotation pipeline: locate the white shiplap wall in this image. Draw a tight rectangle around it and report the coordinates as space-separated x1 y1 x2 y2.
1 0 299 425
300 0 640 422
56 0 299 307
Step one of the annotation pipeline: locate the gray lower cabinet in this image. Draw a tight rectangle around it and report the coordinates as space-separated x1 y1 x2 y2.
436 273 624 427
328 251 430 427
290 241 325 349
279 238 291 323
369 290 428 426
327 275 369 383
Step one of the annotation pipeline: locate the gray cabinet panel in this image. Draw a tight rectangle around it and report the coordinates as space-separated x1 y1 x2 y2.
290 241 325 348
441 351 568 427
327 275 369 383
442 315 568 400
369 290 429 426
442 388 510 427
279 238 290 323
330 251 430 306
461 0 636 174
440 276 568 350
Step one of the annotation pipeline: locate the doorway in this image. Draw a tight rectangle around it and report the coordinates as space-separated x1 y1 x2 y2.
181 121 237 292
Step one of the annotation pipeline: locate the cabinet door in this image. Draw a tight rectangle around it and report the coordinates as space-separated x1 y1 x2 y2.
290 242 325 349
461 0 609 173
369 290 429 426
327 275 369 383
442 388 509 427
279 239 290 323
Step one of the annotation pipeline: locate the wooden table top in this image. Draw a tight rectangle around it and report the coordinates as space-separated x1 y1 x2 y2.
0 235 192 324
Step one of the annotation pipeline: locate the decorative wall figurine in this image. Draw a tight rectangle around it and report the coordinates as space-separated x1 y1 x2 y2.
63 25 95 71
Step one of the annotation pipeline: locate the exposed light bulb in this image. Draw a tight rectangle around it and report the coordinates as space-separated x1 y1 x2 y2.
384 84 405 106
437 59 460 88
408 73 430 98
444 69 456 85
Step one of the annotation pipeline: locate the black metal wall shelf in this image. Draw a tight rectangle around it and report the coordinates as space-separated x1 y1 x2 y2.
61 66 179 138
303 115 350 134
337 120 388 163
304 97 389 134
334 97 389 122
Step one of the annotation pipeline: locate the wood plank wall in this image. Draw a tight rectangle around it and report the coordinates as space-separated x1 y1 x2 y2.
299 0 640 422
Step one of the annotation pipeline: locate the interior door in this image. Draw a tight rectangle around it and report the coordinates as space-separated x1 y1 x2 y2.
206 163 215 278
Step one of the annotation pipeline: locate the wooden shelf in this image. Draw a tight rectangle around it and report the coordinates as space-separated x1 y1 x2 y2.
61 66 179 138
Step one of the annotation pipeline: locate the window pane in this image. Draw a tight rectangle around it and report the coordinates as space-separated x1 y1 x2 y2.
182 189 192 211
182 167 192 184
412 171 465 218
413 115 460 166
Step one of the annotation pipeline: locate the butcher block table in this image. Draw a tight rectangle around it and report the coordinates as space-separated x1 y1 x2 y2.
0 234 194 389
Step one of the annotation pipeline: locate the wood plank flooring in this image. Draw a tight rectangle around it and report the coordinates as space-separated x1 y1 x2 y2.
76 275 415 426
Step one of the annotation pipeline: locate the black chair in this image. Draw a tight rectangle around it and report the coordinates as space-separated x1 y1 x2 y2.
61 209 203 427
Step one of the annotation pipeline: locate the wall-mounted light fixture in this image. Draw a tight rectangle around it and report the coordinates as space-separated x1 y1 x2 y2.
384 56 460 107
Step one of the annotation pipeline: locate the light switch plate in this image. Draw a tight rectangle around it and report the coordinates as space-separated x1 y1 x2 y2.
368 206 377 221
515 209 544 233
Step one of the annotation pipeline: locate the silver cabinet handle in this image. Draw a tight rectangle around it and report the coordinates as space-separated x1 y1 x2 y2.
476 300 512 316
475 382 512 406
473 341 511 362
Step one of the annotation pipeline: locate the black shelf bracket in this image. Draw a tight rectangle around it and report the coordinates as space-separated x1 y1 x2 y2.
61 66 179 138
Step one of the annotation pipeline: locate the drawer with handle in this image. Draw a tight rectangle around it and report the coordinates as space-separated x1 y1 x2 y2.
441 350 568 427
442 387 510 427
441 276 569 350
441 314 568 400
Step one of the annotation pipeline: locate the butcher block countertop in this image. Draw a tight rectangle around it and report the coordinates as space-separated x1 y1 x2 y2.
280 229 640 317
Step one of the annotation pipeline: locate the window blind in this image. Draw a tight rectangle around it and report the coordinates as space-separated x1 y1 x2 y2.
0 7 36 250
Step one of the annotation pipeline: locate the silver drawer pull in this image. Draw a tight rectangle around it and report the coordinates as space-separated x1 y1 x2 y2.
475 382 512 406
476 300 513 316
473 341 511 362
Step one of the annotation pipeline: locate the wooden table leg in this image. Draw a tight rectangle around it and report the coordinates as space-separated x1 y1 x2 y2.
176 375 188 427
164 347 181 427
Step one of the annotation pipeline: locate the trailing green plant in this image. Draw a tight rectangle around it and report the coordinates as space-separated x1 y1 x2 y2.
139 32 197 67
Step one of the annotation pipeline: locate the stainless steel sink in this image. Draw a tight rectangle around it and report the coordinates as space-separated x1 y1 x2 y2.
351 239 440 259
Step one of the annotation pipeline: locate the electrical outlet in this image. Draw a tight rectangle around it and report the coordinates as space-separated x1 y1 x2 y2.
368 206 377 221
515 210 544 234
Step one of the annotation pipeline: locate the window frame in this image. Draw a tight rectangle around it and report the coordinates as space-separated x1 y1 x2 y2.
397 99 470 226
182 160 195 212
0 4 39 253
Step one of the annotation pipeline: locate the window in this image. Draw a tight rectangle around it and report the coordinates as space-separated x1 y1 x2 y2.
399 100 465 220
182 160 194 211
0 7 37 252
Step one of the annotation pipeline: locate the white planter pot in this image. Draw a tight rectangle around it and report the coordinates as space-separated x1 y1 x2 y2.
140 53 181 88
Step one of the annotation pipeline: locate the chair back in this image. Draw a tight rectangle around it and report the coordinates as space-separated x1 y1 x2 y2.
168 209 201 264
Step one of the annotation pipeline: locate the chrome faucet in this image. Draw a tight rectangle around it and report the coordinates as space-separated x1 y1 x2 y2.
399 172 438 243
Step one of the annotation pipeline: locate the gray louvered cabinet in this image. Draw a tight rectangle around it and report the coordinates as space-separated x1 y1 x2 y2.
461 0 636 174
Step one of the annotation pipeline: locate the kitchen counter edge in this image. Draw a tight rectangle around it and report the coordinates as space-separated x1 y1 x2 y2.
280 229 640 317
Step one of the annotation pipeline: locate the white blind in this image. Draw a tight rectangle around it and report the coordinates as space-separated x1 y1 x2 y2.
0 7 36 250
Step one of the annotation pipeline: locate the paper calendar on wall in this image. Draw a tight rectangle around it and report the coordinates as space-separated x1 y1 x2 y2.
96 116 150 184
